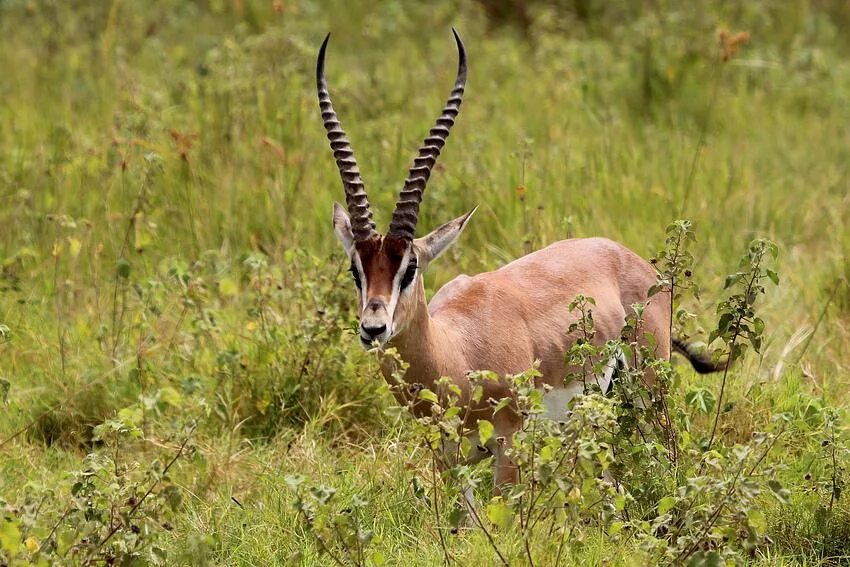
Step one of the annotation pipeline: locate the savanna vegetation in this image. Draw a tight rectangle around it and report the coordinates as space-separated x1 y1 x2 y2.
1 0 849 565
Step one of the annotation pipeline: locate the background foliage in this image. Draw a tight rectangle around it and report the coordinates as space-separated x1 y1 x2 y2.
1 0 849 564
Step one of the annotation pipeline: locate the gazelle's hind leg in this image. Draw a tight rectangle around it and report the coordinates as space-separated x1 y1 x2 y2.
441 432 492 525
492 411 521 491
599 349 630 492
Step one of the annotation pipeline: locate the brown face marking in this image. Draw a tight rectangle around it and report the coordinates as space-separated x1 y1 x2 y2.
354 235 409 305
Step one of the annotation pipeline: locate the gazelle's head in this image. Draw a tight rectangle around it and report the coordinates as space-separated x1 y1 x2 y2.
317 30 475 348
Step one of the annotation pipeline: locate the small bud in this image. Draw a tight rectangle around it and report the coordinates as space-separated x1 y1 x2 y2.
515 184 527 199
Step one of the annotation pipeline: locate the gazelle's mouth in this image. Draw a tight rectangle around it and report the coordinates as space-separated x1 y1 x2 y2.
359 328 391 349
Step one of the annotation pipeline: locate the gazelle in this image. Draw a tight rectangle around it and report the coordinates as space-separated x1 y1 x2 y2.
316 30 721 486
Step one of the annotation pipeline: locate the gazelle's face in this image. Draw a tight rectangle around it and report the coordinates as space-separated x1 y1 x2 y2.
333 203 476 349
348 235 418 347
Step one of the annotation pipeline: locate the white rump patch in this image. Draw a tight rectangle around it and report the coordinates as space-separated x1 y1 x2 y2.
541 348 627 420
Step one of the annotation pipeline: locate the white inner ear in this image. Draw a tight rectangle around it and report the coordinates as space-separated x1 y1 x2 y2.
414 207 477 264
332 202 355 255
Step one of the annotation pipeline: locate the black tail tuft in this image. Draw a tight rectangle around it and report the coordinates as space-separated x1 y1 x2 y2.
672 339 727 374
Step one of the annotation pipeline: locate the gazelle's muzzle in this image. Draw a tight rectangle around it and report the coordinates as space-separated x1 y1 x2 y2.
360 298 391 347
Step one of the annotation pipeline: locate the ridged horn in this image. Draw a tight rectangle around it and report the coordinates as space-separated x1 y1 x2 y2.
388 28 467 241
317 33 377 241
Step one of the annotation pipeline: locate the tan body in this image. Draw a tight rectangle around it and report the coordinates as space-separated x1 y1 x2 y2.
385 237 670 485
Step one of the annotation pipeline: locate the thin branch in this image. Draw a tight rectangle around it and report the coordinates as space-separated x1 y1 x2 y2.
706 257 763 453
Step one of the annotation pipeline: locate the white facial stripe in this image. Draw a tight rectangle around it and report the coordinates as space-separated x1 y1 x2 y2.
385 249 416 339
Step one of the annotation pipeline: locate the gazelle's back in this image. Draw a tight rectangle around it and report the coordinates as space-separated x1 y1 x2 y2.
429 237 671 382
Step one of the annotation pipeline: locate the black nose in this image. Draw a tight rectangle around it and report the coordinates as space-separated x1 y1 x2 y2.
361 324 386 338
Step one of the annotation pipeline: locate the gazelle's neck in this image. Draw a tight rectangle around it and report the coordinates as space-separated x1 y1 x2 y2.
386 279 464 392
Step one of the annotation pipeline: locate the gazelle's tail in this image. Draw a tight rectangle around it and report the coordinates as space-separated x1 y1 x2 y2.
672 339 727 374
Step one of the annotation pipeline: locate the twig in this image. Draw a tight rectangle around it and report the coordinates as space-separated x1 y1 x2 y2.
38 505 73 553
461 492 510 567
706 256 763 453
428 443 452 567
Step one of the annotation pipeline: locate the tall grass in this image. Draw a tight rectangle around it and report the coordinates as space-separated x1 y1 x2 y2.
1 0 849 564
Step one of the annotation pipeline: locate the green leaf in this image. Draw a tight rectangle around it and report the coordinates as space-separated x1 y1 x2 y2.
747 509 767 533
767 241 779 260
158 386 184 407
0 519 22 556
657 496 677 514
687 550 723 567
478 420 494 446
284 475 305 491
116 257 131 279
492 397 512 415
724 272 744 289
117 406 144 427
766 269 779 285
459 436 472 459
486 497 513 530
418 389 438 404
471 385 484 403
613 494 627 511
219 276 239 297
684 388 716 414
448 507 468 529
768 479 790 504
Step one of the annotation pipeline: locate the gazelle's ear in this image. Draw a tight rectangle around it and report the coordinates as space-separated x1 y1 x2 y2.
332 202 355 255
415 206 477 265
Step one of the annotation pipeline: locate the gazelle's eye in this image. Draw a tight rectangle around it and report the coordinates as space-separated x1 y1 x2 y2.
349 261 362 290
399 261 417 290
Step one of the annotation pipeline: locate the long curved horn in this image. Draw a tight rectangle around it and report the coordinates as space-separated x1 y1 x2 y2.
317 33 377 241
388 28 467 241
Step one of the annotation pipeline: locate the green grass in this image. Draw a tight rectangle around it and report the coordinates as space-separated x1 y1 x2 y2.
1 0 849 565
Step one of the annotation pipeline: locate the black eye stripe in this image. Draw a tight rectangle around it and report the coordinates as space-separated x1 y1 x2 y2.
399 261 417 290
349 261 362 289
